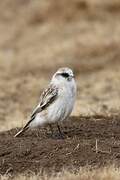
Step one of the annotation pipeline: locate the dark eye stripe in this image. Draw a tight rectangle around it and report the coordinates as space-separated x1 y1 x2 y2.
61 72 69 78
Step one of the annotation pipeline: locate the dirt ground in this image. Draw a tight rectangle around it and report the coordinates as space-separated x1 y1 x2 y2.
0 0 120 178
0 115 120 176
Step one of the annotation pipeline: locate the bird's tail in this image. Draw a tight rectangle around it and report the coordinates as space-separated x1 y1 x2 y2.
14 117 34 137
14 127 28 137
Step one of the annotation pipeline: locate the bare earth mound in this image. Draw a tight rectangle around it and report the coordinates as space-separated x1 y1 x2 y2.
0 116 120 176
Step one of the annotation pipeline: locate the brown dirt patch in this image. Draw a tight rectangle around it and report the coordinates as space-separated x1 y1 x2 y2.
0 115 120 176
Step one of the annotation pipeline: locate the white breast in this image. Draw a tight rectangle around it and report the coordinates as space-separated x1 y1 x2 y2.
47 80 76 123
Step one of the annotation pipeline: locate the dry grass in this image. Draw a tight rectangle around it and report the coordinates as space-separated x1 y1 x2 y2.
1 166 120 180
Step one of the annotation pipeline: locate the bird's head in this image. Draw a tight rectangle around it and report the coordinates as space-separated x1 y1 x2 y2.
51 67 75 85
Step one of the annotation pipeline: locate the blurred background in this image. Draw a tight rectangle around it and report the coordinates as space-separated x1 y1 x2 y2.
0 0 120 131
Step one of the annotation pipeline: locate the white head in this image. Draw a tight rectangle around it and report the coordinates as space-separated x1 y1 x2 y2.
51 67 75 86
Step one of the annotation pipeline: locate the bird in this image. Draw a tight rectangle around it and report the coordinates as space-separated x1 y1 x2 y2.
14 67 76 138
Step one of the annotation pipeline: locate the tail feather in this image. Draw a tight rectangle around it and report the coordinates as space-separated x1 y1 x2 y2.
14 127 28 137
14 116 34 137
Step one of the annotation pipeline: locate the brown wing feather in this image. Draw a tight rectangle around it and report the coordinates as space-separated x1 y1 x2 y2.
31 84 58 118
14 84 58 137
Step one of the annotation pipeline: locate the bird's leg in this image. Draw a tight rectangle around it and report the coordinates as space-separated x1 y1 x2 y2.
49 124 54 136
57 123 64 139
35 128 42 137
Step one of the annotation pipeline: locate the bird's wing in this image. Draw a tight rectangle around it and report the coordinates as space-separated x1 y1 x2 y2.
14 84 58 137
31 84 58 118
23 84 58 129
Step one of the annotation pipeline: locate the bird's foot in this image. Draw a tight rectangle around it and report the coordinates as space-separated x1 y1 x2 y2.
52 132 65 139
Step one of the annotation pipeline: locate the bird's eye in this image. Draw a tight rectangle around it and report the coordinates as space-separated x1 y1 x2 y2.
61 72 69 78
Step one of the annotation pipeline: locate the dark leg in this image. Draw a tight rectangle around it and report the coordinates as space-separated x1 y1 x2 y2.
49 124 54 136
57 124 64 139
35 128 41 137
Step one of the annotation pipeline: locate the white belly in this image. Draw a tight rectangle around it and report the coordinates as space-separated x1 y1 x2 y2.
46 88 75 123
